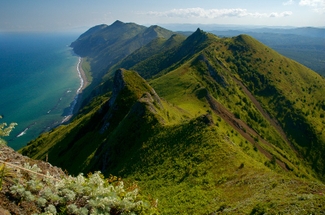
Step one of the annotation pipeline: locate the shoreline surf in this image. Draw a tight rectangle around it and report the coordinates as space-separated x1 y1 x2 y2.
17 57 88 135
0 33 83 149
61 57 88 123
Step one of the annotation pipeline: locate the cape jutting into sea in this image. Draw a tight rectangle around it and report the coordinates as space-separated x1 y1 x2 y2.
0 32 82 150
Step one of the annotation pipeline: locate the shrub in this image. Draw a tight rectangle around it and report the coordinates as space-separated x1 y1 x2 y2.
8 164 158 214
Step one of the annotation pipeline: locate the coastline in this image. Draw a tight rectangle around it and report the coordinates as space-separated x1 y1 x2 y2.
61 57 89 123
2 34 87 149
77 57 89 93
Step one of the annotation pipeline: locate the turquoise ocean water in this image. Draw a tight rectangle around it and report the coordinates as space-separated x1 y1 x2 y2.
0 32 81 150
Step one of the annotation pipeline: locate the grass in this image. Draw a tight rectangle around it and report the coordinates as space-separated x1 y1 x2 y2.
113 117 325 214
223 34 325 180
151 65 208 117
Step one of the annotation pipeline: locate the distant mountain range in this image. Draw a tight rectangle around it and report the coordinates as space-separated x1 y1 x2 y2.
20 21 325 214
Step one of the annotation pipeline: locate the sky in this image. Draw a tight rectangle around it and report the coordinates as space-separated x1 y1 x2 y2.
0 0 324 32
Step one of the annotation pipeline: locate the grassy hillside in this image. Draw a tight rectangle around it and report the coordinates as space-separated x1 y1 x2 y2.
21 25 325 214
21 68 325 214
106 33 186 79
210 28 325 75
224 34 325 178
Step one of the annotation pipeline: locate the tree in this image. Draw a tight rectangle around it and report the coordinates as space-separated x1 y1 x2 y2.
0 115 17 145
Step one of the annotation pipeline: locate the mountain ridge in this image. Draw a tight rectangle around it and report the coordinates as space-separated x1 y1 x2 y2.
20 21 325 214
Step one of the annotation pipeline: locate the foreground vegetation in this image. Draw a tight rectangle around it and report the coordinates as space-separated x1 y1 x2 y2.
6 164 157 214
1 117 157 214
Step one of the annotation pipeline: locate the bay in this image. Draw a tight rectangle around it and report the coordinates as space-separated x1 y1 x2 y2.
0 32 81 150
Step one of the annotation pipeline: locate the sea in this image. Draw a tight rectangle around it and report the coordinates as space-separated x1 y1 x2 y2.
0 32 82 150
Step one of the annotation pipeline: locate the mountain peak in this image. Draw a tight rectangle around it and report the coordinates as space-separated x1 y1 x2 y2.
109 69 162 108
188 27 207 39
149 25 159 29
194 27 205 35
111 20 125 26
181 27 209 49
142 25 175 39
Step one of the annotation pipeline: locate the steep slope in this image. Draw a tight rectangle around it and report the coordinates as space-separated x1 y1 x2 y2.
21 26 325 213
21 69 181 175
131 28 211 79
140 31 325 180
0 145 65 214
0 145 157 214
225 34 325 178
70 21 179 109
107 33 186 78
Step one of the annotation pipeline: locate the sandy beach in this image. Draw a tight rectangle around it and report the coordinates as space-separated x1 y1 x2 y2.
77 57 89 93
61 57 89 123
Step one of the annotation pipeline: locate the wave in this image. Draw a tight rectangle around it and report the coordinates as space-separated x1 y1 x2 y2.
64 57 84 117
16 128 28 137
61 115 72 123
16 122 36 138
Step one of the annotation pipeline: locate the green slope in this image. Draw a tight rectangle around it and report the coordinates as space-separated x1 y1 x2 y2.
131 28 212 79
225 34 325 178
20 69 181 174
21 68 325 214
107 33 186 79
21 25 325 214
145 31 325 181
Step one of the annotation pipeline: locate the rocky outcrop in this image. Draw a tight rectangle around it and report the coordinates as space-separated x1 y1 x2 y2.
101 69 164 133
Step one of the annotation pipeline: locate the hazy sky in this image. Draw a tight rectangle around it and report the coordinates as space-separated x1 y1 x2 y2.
1 0 324 32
